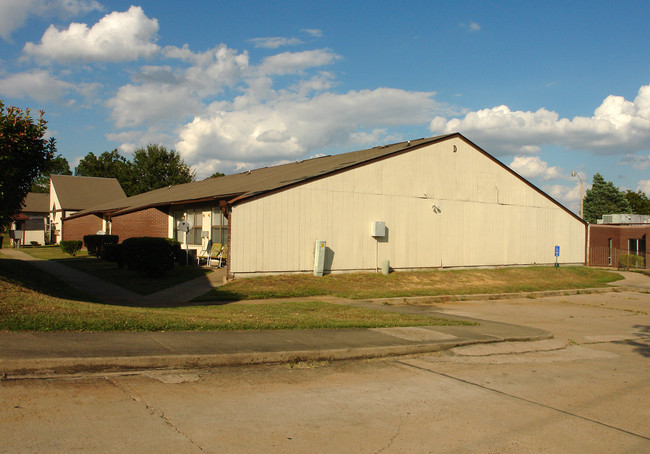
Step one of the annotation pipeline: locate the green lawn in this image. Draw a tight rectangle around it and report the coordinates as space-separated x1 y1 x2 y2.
195 266 624 302
18 245 212 295
0 255 468 332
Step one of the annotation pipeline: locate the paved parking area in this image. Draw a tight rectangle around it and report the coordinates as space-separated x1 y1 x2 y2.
1 290 649 453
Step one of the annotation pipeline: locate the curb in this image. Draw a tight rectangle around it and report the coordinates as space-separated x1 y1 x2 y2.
358 286 630 306
0 331 552 379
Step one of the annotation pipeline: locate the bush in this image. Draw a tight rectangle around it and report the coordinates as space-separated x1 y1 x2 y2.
83 234 119 260
121 237 181 277
618 254 645 270
103 243 125 268
60 240 82 256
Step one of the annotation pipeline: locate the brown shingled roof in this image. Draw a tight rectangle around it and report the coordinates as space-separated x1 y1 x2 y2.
21 192 49 213
51 175 126 210
69 135 454 219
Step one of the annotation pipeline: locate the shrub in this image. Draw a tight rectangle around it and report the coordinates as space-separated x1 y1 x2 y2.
618 254 645 270
121 237 181 277
83 234 119 260
60 240 82 256
103 243 125 268
30 241 40 246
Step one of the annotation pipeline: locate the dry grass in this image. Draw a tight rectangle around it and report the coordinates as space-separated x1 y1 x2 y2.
196 266 623 302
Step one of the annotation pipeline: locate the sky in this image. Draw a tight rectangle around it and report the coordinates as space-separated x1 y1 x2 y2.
0 0 649 214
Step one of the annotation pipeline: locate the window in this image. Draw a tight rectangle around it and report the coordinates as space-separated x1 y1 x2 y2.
608 238 612 265
629 238 640 256
211 208 228 245
173 208 203 245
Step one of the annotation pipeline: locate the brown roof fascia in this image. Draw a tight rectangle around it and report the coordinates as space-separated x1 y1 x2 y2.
109 193 245 217
227 134 457 206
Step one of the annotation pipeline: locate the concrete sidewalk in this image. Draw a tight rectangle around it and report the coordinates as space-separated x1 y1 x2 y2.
2 247 649 377
0 316 551 377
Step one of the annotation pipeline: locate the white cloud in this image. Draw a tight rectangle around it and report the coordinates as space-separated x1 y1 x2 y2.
176 87 439 177
258 49 339 75
430 84 650 156
107 83 203 128
0 69 92 103
509 156 567 181
250 37 302 49
619 154 650 169
302 29 323 38
459 21 481 33
0 0 102 41
106 44 249 127
638 180 650 197
543 183 587 215
23 6 159 63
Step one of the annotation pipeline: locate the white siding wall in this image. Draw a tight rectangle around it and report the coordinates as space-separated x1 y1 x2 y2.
230 138 586 275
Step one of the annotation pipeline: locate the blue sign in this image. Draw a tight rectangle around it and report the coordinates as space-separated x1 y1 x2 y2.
555 246 560 257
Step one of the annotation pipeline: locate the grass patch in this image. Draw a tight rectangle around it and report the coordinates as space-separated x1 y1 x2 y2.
18 245 211 295
196 266 624 302
0 256 467 331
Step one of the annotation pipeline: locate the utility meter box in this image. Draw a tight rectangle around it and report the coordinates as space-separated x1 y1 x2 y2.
313 240 326 276
371 221 386 237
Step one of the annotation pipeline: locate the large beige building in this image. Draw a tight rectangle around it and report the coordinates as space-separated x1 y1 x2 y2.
65 134 586 277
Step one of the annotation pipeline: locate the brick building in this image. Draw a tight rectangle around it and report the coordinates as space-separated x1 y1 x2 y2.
588 215 649 268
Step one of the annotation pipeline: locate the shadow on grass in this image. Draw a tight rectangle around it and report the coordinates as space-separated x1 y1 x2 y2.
0 256 100 304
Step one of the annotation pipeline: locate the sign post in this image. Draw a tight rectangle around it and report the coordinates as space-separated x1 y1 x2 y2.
554 245 560 269
177 220 193 266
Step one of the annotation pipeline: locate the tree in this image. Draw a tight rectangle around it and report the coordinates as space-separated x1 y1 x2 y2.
624 190 650 215
127 144 195 195
208 171 225 178
31 154 72 193
582 173 631 223
0 101 56 230
75 149 132 194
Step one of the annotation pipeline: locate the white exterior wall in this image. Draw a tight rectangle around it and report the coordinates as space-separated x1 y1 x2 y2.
230 138 586 275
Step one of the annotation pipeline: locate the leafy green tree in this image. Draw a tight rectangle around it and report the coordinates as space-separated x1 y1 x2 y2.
31 154 72 193
0 101 56 230
208 171 225 178
127 144 195 195
624 190 650 215
582 173 631 223
75 149 133 194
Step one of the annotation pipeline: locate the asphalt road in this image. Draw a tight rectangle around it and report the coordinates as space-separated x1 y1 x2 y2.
1 290 649 453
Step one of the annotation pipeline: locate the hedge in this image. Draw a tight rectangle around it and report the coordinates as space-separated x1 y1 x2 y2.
618 254 645 270
60 240 82 256
83 234 119 260
120 237 181 277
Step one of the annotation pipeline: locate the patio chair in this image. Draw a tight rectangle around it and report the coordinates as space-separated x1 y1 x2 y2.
217 246 228 268
197 239 213 265
207 243 222 267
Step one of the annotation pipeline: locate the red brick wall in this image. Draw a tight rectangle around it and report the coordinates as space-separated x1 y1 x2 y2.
111 207 169 241
589 225 649 266
62 214 103 243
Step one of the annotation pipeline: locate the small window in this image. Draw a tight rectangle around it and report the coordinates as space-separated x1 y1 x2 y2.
211 208 228 245
629 238 640 256
608 238 612 265
173 208 203 245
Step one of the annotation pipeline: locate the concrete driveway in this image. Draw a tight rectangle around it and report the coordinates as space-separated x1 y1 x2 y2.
1 290 649 453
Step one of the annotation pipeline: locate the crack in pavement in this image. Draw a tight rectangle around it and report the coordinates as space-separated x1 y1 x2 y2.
395 359 650 442
107 378 208 453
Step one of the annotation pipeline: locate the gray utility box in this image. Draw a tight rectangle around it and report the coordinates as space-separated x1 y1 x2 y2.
314 240 326 276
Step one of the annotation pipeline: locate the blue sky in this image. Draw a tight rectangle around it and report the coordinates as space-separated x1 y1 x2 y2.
1 0 649 214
